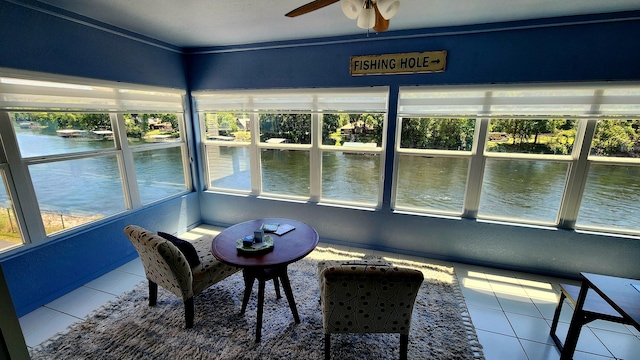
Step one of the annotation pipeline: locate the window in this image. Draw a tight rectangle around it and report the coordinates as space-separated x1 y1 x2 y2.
577 114 640 232
194 88 388 207
202 112 251 191
478 158 568 223
0 70 188 251
8 112 126 234
124 113 188 205
578 163 640 231
396 117 474 214
321 113 384 206
260 113 311 197
478 117 577 224
396 85 640 235
133 145 188 205
29 155 125 233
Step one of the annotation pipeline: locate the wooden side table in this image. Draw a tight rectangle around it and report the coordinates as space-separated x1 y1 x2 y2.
554 273 640 359
211 218 319 342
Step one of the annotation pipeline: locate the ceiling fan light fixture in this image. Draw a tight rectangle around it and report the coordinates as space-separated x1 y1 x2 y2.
357 7 375 29
341 0 363 20
376 0 400 20
285 0 396 33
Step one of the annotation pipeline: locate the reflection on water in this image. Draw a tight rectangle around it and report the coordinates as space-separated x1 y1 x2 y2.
322 152 380 205
479 160 568 223
1 129 186 217
210 147 638 231
396 156 468 213
133 147 187 204
578 164 640 230
15 129 115 158
29 156 126 215
261 149 310 196
209 147 382 204
16 127 627 230
208 146 251 191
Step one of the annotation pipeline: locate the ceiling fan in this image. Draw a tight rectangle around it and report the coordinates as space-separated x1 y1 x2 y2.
285 0 400 33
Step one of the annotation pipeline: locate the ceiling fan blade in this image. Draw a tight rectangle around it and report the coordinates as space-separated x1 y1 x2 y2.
372 3 390 32
285 0 341 17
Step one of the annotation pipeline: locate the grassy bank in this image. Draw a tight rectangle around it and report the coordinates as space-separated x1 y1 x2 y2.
0 208 102 250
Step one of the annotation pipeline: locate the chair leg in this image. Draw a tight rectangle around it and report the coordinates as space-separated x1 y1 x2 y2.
185 297 194 329
399 334 408 360
273 277 282 299
550 291 567 350
324 334 330 360
148 280 158 306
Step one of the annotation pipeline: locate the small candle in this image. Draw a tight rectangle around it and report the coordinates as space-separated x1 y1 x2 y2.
254 229 264 243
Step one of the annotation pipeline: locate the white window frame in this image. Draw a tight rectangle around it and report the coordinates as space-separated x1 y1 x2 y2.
115 113 191 207
194 88 388 208
0 68 190 253
395 83 640 236
317 112 387 208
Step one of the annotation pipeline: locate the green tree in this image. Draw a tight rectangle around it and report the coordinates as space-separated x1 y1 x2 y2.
322 114 341 145
400 117 474 150
138 114 150 132
78 114 111 131
591 119 638 156
124 114 144 138
204 113 238 137
364 114 384 146
490 119 534 146
219 113 239 134
259 113 311 144
343 113 384 146
157 113 178 130
490 118 575 145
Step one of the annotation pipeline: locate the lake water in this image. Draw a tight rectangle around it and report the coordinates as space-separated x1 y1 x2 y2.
210 146 639 233
1 128 186 218
396 155 638 230
4 128 637 233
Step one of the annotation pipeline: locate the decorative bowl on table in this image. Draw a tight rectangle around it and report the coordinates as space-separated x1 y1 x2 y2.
236 235 274 255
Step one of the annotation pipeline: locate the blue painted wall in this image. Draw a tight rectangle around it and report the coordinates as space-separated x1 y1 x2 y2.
3 194 201 316
186 12 640 90
190 13 640 279
0 1 199 316
200 194 640 280
0 0 185 88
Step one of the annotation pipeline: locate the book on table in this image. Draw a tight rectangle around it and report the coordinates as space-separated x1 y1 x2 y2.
261 223 279 232
274 224 295 236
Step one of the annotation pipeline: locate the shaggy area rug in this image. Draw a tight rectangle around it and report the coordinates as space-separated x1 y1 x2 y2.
30 247 484 359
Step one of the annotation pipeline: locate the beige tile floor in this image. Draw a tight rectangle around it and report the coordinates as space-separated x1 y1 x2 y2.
19 225 640 359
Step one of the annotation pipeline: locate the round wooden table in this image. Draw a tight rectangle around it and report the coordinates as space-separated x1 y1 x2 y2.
211 218 319 342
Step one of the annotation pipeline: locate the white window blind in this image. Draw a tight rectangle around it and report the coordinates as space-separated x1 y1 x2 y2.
0 72 184 113
398 84 640 117
192 87 389 113
600 88 640 115
398 89 488 116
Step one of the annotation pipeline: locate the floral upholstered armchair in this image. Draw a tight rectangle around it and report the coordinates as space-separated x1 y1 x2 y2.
317 259 424 360
124 225 240 328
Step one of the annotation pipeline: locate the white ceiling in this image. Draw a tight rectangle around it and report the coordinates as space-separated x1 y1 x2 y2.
37 0 640 48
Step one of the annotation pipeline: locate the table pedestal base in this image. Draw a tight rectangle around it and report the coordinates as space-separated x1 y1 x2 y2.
240 265 300 342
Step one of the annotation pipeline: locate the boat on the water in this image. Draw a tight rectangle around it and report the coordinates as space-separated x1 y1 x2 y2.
56 129 87 138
